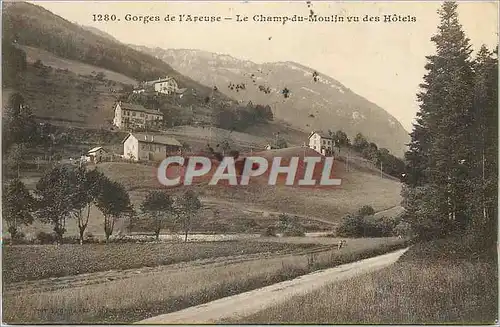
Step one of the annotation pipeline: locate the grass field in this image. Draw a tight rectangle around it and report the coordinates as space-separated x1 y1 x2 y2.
9 145 402 240
96 147 402 221
20 45 137 85
3 241 315 283
226 237 498 324
3 237 406 324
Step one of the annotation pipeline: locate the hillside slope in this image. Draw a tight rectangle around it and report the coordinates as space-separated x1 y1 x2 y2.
133 47 410 157
2 2 231 103
94 146 402 222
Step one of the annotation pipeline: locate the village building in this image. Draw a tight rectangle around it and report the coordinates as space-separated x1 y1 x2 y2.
122 132 182 161
265 143 277 150
145 76 179 95
308 131 334 155
87 146 109 163
112 101 163 130
132 88 146 94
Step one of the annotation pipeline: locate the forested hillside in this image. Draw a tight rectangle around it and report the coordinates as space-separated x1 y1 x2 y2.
2 2 225 101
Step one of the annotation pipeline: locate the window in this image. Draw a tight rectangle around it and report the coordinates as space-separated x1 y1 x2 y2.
132 112 136 117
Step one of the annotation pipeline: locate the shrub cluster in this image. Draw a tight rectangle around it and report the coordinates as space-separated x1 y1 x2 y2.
336 205 407 238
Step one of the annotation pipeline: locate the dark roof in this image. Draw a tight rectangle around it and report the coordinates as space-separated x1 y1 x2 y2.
309 131 332 139
123 133 182 147
118 102 163 116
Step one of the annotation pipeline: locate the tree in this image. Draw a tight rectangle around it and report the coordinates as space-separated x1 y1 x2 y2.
353 133 369 151
3 93 38 152
470 45 498 237
275 136 288 149
70 167 105 244
96 178 132 243
335 130 350 147
175 190 202 242
402 2 478 237
141 190 174 241
357 205 375 217
3 179 34 243
278 213 292 230
362 142 379 164
35 165 77 244
5 143 24 178
2 38 27 87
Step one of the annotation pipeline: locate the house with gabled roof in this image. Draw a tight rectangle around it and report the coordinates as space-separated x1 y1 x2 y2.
112 101 163 130
122 132 182 161
145 76 179 95
308 130 334 155
87 146 109 163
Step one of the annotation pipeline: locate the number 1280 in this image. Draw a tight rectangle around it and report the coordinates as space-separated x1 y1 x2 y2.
93 14 118 22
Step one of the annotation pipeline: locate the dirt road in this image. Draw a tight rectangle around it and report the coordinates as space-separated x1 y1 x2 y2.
136 247 409 324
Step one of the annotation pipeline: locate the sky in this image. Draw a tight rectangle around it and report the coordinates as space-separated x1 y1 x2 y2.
33 1 499 132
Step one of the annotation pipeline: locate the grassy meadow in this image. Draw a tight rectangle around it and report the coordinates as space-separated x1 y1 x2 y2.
226 237 498 324
2 237 406 324
3 240 316 283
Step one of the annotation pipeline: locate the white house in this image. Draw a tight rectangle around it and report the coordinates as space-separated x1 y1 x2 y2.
308 131 334 155
145 77 179 95
122 133 183 161
132 88 146 94
113 101 163 130
87 146 108 163
265 143 277 150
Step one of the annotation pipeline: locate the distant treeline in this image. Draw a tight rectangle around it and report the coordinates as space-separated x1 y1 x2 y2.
124 90 274 131
328 130 405 179
213 101 274 131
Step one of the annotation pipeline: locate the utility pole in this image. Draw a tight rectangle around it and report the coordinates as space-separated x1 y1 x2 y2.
346 150 349 172
380 161 383 179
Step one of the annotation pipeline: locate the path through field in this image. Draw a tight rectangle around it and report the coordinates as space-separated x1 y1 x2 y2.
4 245 333 295
136 248 409 324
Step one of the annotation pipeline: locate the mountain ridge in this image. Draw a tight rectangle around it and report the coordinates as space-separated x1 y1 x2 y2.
131 46 409 156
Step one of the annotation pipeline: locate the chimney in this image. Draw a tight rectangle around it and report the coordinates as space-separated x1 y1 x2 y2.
152 135 155 142
144 135 147 141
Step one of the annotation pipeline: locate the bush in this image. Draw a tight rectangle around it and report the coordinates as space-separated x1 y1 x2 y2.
357 205 375 216
36 231 56 244
283 225 305 237
394 221 412 237
336 214 364 237
337 214 399 238
261 226 277 237
359 216 396 237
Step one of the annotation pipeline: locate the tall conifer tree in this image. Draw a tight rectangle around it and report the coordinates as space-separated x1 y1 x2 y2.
403 1 477 237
